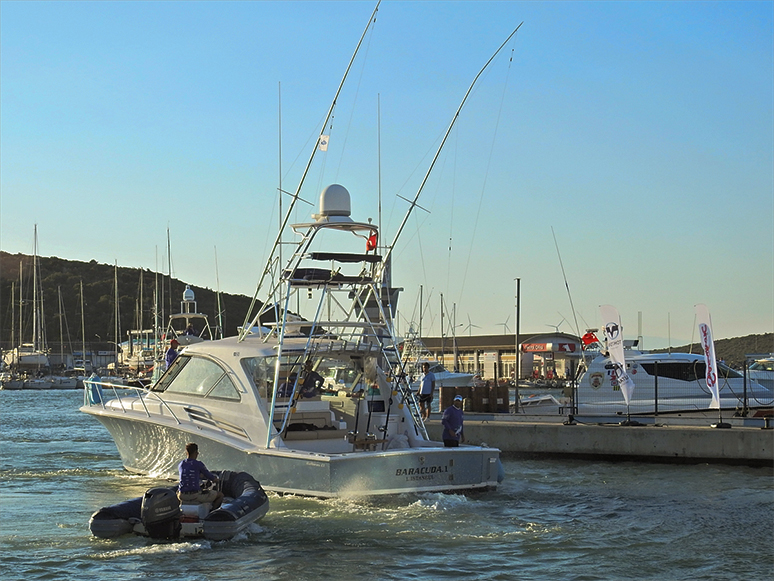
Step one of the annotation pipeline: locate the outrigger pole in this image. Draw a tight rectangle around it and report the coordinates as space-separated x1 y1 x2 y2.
239 1 382 341
377 21 523 279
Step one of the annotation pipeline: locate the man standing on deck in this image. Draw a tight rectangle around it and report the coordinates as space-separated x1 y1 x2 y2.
441 395 465 447
418 362 436 420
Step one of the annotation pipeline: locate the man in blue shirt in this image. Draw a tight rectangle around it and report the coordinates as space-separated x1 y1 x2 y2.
441 395 465 447
418 362 436 420
177 442 224 508
165 339 179 370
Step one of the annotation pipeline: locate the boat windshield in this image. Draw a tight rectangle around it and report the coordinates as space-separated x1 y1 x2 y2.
428 363 447 374
151 355 240 400
750 360 774 372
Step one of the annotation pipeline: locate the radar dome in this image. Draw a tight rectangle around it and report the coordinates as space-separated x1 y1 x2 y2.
318 184 351 219
183 285 195 302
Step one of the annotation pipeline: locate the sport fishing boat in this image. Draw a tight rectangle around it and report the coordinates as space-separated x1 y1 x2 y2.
81 187 501 497
80 4 516 497
89 470 269 541
576 349 773 414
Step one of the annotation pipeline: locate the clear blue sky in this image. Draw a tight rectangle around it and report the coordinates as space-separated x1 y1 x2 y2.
2 1 772 349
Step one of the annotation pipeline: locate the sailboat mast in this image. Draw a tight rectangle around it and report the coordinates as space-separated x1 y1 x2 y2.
166 229 172 321
440 293 444 367
58 287 64 365
10 282 16 352
419 285 423 341
18 262 23 349
215 247 224 339
114 261 120 370
80 280 86 373
278 81 282 269
32 226 38 353
377 93 382 246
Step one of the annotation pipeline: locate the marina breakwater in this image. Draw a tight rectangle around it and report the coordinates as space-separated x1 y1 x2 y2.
426 413 773 466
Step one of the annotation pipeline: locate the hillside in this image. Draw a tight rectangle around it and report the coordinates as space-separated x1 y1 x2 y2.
0 251 259 349
650 333 773 369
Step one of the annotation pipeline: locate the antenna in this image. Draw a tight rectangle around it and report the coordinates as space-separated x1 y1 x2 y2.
379 22 523 275
550 226 581 341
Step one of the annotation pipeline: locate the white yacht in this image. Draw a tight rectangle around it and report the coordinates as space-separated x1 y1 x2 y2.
577 350 773 414
81 186 501 497
748 356 774 391
402 332 475 389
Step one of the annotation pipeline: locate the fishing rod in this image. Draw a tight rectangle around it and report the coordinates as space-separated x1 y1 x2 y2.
239 1 382 340
551 226 582 341
378 21 523 278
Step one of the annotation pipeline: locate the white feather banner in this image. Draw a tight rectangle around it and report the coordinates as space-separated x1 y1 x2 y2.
695 303 720 409
600 304 635 406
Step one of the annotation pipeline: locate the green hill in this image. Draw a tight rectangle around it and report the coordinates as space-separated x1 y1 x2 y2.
0 251 258 350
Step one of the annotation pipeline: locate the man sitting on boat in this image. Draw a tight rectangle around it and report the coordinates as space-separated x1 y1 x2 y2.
177 443 223 509
277 372 298 398
299 359 324 399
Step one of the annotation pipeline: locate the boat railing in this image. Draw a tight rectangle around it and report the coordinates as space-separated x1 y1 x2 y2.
83 378 182 424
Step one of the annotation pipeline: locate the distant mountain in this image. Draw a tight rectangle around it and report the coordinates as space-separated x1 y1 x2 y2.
0 252 259 349
650 333 773 369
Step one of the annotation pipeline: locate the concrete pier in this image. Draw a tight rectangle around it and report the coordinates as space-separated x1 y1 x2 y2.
426 413 774 467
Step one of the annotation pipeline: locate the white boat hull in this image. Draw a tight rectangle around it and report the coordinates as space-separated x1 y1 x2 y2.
23 375 79 390
85 408 500 497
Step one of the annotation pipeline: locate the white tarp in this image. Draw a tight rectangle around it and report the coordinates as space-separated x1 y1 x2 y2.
600 304 635 406
695 303 721 409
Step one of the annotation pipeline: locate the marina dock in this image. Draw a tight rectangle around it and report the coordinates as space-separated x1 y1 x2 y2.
426 412 774 467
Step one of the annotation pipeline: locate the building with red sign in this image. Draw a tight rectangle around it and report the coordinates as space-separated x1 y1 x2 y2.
421 332 581 382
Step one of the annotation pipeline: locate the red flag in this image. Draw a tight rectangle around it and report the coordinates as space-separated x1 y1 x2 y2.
366 232 377 251
581 332 599 346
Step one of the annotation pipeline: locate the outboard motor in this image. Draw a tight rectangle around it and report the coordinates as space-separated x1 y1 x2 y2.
140 487 181 539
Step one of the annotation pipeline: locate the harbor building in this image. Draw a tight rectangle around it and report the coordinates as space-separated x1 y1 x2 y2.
420 332 582 382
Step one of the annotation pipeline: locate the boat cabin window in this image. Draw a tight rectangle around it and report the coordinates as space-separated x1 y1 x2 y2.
638 361 742 381
152 355 240 400
242 354 365 400
242 356 279 399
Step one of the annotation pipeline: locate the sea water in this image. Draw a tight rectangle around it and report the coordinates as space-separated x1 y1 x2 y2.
1 389 772 581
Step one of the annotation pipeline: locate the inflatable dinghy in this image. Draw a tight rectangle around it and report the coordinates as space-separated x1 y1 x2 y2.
89 470 269 541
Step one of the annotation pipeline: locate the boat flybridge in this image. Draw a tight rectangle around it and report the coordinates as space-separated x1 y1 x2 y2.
81 185 502 497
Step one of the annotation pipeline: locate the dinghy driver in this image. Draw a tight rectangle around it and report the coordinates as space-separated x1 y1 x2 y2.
177 442 224 509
